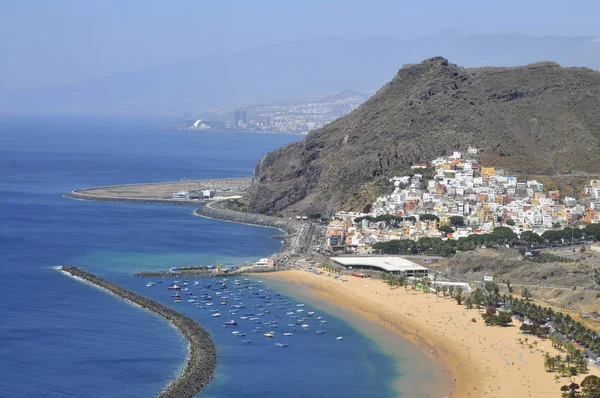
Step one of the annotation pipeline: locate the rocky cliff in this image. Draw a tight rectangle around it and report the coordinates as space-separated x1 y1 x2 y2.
247 57 600 216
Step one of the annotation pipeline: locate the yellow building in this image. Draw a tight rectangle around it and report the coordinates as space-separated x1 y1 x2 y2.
481 167 496 178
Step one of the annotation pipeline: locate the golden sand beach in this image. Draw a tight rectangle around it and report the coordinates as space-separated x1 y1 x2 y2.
260 270 600 397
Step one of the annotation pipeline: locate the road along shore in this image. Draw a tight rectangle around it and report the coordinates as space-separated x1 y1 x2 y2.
59 265 217 398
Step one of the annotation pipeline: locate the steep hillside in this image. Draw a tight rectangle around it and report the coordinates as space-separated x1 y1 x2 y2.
247 57 600 216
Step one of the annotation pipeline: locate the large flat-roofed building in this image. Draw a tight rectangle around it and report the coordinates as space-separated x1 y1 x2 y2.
331 256 429 277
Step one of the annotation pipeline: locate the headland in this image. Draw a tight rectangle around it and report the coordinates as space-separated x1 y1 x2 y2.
59 265 217 398
65 177 250 206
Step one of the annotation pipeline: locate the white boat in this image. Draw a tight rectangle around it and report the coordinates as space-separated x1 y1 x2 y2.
296 304 305 307
301 324 309 328
307 312 314 316
264 332 274 338
146 282 155 287
283 333 293 336
336 337 344 340
212 313 221 317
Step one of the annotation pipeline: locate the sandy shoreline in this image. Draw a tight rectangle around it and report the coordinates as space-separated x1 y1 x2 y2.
260 270 600 398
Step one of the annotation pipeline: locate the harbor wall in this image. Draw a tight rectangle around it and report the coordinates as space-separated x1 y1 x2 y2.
59 265 217 398
133 266 278 278
195 201 301 252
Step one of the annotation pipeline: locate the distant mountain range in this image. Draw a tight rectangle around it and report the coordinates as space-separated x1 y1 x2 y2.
4 31 600 115
246 57 600 216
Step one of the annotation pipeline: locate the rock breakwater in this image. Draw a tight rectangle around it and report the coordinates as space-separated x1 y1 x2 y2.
59 265 217 398
195 201 301 251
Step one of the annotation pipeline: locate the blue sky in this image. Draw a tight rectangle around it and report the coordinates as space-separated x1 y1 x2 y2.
1 0 599 92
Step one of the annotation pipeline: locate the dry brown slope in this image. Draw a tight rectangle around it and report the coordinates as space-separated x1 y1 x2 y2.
248 57 600 216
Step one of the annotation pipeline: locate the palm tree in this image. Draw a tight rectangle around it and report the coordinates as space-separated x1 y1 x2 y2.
454 286 463 305
558 361 569 377
544 352 554 372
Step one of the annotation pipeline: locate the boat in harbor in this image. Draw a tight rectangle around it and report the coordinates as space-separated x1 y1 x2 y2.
336 337 344 340
168 284 181 290
316 329 327 334
264 332 274 338
283 333 293 336
146 282 155 287
275 343 288 348
212 312 221 317
224 320 237 326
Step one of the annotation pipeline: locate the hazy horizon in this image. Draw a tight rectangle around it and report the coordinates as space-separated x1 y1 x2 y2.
2 1 600 115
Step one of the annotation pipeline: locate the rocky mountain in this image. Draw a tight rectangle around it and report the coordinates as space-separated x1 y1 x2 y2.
247 57 600 216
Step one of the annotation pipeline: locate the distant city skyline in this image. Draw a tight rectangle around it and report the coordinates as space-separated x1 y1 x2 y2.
2 0 600 94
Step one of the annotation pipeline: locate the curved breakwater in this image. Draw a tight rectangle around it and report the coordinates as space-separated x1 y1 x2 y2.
195 201 301 252
59 265 217 398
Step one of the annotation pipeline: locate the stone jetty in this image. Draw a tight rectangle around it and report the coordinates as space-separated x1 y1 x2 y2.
133 266 278 278
59 265 217 398
195 201 300 251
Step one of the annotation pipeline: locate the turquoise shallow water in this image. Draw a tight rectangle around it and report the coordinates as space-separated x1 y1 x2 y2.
0 116 442 397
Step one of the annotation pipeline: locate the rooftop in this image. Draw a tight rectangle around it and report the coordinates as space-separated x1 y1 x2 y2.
331 256 428 273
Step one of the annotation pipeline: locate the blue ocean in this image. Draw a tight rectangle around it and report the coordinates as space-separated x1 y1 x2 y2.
0 116 440 397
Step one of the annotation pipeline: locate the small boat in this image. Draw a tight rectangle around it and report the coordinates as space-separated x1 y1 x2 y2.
146 282 155 287
242 340 251 344
212 313 221 317
301 324 309 328
296 304 305 307
336 337 344 340
232 331 241 335
316 330 327 334
283 333 293 336
264 332 274 338
307 312 315 316
275 343 288 348
173 298 182 303
168 285 181 290
224 320 237 326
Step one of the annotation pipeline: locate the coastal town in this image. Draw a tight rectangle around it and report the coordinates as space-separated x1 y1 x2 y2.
325 147 600 253
169 91 368 135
